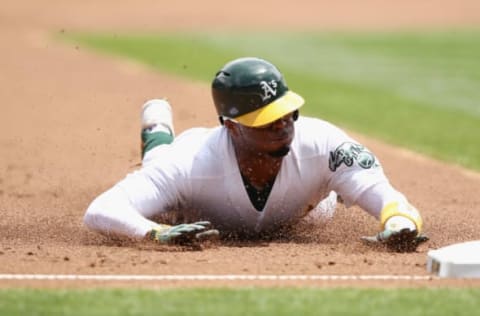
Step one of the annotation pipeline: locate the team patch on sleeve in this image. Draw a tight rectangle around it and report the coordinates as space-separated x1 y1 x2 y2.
329 142 379 172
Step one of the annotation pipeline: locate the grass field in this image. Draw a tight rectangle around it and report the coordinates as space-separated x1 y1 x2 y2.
2 287 480 316
66 30 480 170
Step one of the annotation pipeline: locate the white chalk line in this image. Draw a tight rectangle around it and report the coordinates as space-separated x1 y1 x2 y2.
0 274 436 281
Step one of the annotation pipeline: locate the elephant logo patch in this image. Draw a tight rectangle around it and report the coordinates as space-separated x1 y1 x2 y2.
329 142 378 172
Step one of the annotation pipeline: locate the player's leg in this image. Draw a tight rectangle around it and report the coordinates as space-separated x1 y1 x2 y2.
141 99 175 159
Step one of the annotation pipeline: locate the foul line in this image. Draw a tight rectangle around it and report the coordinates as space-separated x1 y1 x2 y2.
0 274 436 281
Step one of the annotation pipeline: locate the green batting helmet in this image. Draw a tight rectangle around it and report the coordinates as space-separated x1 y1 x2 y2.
211 57 304 127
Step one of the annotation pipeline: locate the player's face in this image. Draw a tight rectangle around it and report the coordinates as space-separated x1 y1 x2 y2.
230 111 296 157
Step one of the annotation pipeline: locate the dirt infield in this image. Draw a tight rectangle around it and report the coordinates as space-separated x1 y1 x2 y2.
1 1 480 288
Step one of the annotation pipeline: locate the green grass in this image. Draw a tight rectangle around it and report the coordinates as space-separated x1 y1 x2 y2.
64 30 480 170
1 287 480 316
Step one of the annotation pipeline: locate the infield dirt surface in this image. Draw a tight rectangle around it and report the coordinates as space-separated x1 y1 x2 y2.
1 0 480 288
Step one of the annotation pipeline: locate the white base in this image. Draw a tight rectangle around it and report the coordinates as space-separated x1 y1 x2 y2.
427 240 480 278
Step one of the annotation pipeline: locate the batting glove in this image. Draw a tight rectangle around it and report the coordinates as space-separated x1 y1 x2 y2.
361 226 429 252
361 202 429 252
147 221 219 244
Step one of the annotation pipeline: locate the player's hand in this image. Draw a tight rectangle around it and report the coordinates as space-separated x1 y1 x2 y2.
147 221 219 244
361 228 429 252
361 216 429 252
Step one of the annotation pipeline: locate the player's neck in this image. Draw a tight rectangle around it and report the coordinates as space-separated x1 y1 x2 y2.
235 149 283 190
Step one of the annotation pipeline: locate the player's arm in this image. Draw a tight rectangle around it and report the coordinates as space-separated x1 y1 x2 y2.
83 168 218 244
84 184 159 239
326 139 427 251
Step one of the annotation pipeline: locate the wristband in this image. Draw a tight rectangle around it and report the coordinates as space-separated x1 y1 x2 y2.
380 201 423 232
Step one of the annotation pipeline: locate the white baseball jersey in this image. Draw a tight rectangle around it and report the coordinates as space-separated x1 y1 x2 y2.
84 116 407 238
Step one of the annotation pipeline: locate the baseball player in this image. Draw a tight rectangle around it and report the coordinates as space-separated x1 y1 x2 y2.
84 57 427 251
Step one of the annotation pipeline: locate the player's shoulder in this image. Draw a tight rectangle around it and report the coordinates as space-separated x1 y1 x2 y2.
169 126 230 176
144 127 222 170
174 127 217 145
295 116 348 141
172 126 228 158
173 127 220 149
292 116 355 160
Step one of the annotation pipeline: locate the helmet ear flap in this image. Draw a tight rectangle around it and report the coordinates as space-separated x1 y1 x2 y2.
293 110 299 121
